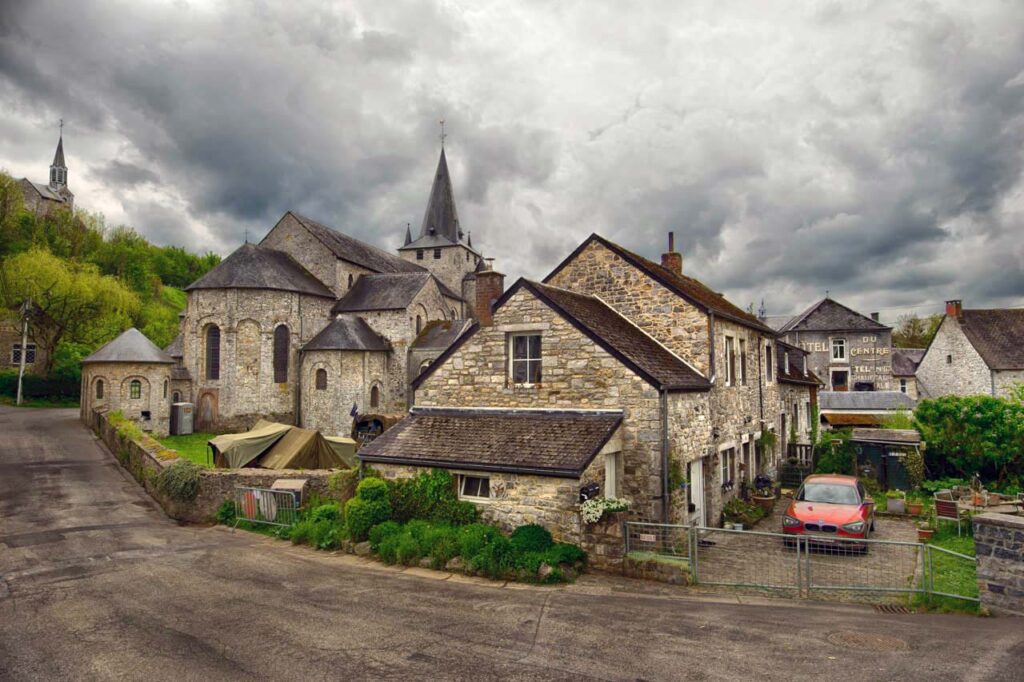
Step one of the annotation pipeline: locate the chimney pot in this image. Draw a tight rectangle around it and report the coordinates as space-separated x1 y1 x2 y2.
474 266 505 326
945 299 963 320
661 232 683 275
871 312 879 322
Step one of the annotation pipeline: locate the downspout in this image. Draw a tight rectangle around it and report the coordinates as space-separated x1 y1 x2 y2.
757 336 764 423
296 348 304 427
660 388 670 523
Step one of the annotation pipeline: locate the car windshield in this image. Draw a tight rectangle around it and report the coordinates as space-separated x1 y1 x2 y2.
798 483 859 505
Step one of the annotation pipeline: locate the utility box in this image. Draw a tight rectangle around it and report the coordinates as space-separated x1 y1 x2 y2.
170 402 194 436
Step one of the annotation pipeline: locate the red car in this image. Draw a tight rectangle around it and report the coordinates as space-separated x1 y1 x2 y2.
783 474 875 550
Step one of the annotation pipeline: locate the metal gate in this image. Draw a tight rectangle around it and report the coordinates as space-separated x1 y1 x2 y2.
233 486 300 528
625 522 978 604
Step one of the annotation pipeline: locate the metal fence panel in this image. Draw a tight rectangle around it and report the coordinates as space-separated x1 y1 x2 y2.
804 537 924 599
693 527 803 595
625 522 691 561
925 544 979 603
234 487 300 528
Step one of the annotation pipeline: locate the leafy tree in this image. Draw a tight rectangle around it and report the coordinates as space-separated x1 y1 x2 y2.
0 171 26 257
0 248 139 372
881 408 915 430
892 312 943 348
915 395 1024 485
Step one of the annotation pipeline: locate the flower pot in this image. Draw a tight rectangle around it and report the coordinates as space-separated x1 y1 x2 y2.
733 523 744 531
723 522 734 530
751 495 775 515
917 528 935 542
888 499 906 514
907 502 923 516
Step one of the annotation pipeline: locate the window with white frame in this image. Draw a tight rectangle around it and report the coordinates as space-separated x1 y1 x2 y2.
900 378 908 393
739 339 747 385
832 338 847 361
510 334 542 385
11 343 36 364
720 448 735 486
724 336 735 386
604 452 618 498
458 474 491 500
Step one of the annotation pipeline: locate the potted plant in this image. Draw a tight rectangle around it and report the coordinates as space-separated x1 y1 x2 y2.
906 493 924 517
750 474 776 514
917 521 935 542
886 490 906 514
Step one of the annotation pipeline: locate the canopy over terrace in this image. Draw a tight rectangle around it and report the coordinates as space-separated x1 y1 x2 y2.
210 420 356 469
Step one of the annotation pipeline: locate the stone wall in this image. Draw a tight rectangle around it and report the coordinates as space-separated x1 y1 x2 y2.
0 313 49 372
301 349 389 436
91 409 339 524
783 328 893 391
993 370 1024 399
415 286 668 520
974 513 1024 616
260 212 368 297
916 316 992 398
546 240 710 374
400 242 481 300
580 511 627 572
81 362 172 437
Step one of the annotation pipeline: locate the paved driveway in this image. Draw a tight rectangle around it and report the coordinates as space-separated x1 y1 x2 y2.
1 406 1022 681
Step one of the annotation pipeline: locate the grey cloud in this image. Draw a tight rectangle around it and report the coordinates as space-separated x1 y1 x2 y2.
89 160 159 188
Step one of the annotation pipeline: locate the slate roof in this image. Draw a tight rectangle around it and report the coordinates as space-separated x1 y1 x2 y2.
545 234 774 334
779 298 889 333
20 179 67 202
891 348 925 376
526 280 711 391
411 319 473 350
850 428 921 445
164 334 184 358
819 391 916 411
52 134 65 167
82 328 175 364
302 315 391 352
957 309 1024 370
170 366 192 381
285 212 424 274
823 413 883 427
776 341 820 386
358 407 624 477
761 314 793 331
399 148 463 248
186 243 335 298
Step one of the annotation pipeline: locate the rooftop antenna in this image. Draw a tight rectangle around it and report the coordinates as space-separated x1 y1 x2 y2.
439 119 447 148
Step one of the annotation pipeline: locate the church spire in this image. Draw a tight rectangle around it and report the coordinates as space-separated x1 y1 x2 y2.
419 145 461 244
403 222 412 246
49 121 67 189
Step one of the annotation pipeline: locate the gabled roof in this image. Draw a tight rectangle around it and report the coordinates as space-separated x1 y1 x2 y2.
302 315 391 352
186 243 335 298
20 179 67 202
850 428 921 445
544 234 774 334
332 272 463 314
779 297 889 333
164 333 183 358
282 212 424 274
411 319 473 350
358 407 623 478
957 309 1024 370
399 148 462 248
776 341 820 386
819 391 915 411
82 328 175 364
891 348 925 376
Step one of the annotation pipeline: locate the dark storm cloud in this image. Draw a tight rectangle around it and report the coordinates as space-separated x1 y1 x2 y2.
0 0 1021 316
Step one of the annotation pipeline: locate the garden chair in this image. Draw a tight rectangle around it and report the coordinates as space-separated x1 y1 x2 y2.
934 490 969 536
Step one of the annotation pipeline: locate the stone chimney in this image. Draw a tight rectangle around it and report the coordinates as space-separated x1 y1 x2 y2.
661 232 682 275
945 299 963 321
870 312 879 322
474 260 505 327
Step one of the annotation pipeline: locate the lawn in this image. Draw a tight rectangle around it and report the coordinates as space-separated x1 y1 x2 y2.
915 524 979 613
157 432 217 468
0 395 79 408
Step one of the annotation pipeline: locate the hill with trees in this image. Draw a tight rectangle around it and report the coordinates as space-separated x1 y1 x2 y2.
0 171 219 398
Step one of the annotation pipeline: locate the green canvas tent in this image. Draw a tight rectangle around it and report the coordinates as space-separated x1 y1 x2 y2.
209 420 356 470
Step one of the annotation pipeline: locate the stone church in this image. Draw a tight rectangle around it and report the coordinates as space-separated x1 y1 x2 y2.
162 148 495 435
18 131 74 215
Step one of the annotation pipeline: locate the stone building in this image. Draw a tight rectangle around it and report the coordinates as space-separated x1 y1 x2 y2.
79 328 174 437
770 297 892 392
915 300 1024 399
891 348 925 399
0 307 49 373
18 132 74 216
361 233 819 535
147 148 492 435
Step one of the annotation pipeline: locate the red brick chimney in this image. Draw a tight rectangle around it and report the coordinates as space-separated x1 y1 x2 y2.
474 260 505 327
945 299 963 321
661 231 682 275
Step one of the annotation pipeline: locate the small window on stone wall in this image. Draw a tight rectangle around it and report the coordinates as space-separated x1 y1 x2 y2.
315 368 328 390
459 475 490 500
173 391 181 403
96 379 104 400
273 325 289 383
163 379 168 399
370 384 380 408
130 380 142 400
348 274 354 289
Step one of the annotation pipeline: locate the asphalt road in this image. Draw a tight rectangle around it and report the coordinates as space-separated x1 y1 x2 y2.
1 406 1022 681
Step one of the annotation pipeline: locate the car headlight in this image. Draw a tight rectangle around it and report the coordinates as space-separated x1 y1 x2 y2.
783 515 801 528
842 520 865 533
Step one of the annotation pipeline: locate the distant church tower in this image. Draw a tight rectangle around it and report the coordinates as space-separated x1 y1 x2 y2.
398 143 483 303
19 125 74 214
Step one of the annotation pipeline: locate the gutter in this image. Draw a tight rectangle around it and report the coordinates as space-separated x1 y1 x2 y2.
295 347 304 427
356 456 589 479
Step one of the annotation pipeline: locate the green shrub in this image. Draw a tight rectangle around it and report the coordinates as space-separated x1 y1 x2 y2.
327 468 359 502
378 532 402 564
459 523 500 560
545 542 587 567
387 469 479 525
314 523 345 550
814 432 855 475
309 503 342 523
290 519 316 545
541 567 564 584
395 535 421 566
155 459 203 502
369 521 402 551
510 524 554 554
473 535 516 579
345 498 391 541
215 499 237 524
356 477 389 502
722 497 765 526
422 525 460 569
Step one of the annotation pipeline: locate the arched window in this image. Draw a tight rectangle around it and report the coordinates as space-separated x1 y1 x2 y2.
273 325 289 383
370 385 380 408
96 379 104 400
315 368 327 390
419 360 431 373
205 325 220 380
172 391 181 403
415 315 422 334
130 380 142 400
348 274 354 289
163 379 168 399
451 308 457 319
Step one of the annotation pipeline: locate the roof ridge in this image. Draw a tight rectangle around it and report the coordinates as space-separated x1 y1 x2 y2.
287 211 426 274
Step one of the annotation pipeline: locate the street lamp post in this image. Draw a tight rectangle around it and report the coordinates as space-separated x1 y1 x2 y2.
16 298 31 406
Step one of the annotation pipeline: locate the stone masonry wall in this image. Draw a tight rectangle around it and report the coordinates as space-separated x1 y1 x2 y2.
974 513 1024 616
994 370 1024 399
0 314 50 372
260 212 369 297
400 243 481 302
302 349 389 436
916 316 992 398
546 240 711 374
81 362 172 437
372 462 583 544
783 328 893 391
415 287 668 520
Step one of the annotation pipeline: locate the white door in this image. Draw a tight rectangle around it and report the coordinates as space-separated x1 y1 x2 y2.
688 458 706 527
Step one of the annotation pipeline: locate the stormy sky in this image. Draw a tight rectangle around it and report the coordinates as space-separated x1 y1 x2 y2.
2 0 1023 320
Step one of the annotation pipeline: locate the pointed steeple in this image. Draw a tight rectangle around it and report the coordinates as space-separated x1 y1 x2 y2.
419 148 460 244
404 222 412 246
52 134 65 167
49 124 67 190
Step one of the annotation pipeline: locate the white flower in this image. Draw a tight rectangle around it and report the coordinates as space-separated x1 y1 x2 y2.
580 497 630 523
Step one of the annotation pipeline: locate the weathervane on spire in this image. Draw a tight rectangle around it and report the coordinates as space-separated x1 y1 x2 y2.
59 118 64 134
439 119 447 148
